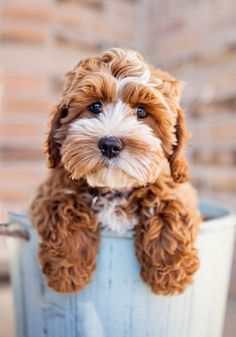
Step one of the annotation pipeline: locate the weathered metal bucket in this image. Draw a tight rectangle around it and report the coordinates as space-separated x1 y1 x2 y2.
6 200 236 337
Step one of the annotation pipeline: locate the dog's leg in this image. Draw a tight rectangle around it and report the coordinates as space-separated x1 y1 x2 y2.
31 190 99 293
135 196 200 295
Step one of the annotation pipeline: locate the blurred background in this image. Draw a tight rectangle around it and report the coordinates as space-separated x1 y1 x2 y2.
0 0 235 336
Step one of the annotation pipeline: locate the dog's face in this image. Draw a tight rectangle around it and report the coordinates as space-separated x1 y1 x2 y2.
46 48 189 188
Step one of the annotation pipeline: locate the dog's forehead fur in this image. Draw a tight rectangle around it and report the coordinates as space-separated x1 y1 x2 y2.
63 48 181 107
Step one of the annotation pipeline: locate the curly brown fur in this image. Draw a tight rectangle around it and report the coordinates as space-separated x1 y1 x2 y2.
31 48 200 294
31 168 100 293
130 178 200 295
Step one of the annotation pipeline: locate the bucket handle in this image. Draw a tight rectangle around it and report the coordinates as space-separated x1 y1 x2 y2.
0 223 29 240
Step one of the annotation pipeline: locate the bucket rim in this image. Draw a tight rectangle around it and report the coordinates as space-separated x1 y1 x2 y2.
8 199 236 240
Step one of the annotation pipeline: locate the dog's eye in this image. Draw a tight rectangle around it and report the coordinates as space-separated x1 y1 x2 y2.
89 101 103 114
60 106 69 119
136 106 148 119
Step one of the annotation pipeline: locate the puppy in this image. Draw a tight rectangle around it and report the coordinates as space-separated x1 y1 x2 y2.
31 48 200 294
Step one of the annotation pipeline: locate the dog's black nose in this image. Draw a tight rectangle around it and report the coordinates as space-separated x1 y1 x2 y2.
98 137 124 158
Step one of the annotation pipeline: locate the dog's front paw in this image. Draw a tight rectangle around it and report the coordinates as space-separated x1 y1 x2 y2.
39 242 96 293
140 249 200 295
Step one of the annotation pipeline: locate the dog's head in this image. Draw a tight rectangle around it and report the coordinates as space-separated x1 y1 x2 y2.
45 48 189 189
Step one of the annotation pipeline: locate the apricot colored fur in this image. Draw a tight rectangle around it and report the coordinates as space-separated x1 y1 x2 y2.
31 48 200 294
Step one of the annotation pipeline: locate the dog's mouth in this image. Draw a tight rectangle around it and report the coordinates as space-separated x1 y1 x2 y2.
85 165 138 189
85 151 165 188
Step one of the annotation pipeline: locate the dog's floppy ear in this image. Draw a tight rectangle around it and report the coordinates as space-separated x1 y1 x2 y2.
153 70 189 184
44 104 69 168
169 106 189 183
44 67 78 168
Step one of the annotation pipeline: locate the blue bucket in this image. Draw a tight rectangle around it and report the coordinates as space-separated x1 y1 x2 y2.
8 200 236 337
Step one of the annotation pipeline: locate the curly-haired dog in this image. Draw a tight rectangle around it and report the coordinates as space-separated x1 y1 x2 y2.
31 48 200 294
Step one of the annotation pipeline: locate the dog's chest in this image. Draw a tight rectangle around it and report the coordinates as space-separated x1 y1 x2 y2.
91 193 138 235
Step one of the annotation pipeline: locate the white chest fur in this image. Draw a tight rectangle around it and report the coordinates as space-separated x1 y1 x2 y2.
91 195 137 235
